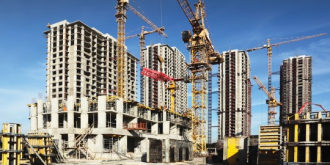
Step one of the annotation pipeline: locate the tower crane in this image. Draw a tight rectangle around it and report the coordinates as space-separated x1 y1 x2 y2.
126 26 165 103
253 75 282 125
176 0 223 155
115 0 167 100
125 26 165 53
247 33 326 124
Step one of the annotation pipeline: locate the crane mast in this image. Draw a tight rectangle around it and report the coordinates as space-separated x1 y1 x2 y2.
176 0 223 155
115 0 128 99
253 75 282 125
116 0 167 100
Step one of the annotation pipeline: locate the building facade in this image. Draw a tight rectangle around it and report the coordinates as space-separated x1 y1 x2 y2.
44 20 138 102
280 55 312 124
141 44 187 113
218 50 251 139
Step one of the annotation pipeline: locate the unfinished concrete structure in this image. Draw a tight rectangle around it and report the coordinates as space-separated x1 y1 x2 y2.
141 44 187 112
28 96 192 162
218 50 251 139
280 55 312 124
44 20 138 102
284 111 330 163
27 21 193 162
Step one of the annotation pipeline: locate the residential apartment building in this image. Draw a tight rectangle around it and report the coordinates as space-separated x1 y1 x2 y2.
280 55 312 124
28 21 192 163
44 20 138 102
141 44 187 113
218 50 251 139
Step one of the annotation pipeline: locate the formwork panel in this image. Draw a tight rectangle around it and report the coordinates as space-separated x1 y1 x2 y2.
0 123 23 165
285 112 330 163
27 133 54 165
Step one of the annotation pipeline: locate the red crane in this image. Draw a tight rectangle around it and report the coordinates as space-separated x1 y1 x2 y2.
141 68 183 82
141 68 184 113
298 102 327 115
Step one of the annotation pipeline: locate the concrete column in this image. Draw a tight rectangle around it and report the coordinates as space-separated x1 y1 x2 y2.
147 110 151 120
133 106 138 116
117 98 123 113
98 96 106 128
68 133 75 148
164 138 170 163
117 113 123 129
95 134 104 153
30 105 37 131
67 93 75 129
141 138 149 162
163 111 166 122
116 99 123 129
37 100 44 129
119 135 127 153
67 111 74 129
81 97 88 129
163 121 170 135
46 99 57 129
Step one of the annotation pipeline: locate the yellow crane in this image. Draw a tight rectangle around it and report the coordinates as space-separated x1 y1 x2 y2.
176 0 223 155
253 75 282 125
247 33 326 124
126 26 165 67
115 0 167 100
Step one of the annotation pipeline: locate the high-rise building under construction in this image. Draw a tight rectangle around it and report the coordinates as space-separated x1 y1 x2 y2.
218 50 251 139
141 43 187 112
44 20 138 102
280 55 312 124
29 21 193 162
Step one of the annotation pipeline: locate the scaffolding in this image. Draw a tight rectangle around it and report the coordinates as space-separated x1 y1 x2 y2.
66 124 95 160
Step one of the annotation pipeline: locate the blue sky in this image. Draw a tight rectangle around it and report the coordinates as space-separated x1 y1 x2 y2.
1 0 330 143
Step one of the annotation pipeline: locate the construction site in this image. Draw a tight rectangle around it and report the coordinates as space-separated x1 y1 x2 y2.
0 0 330 165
